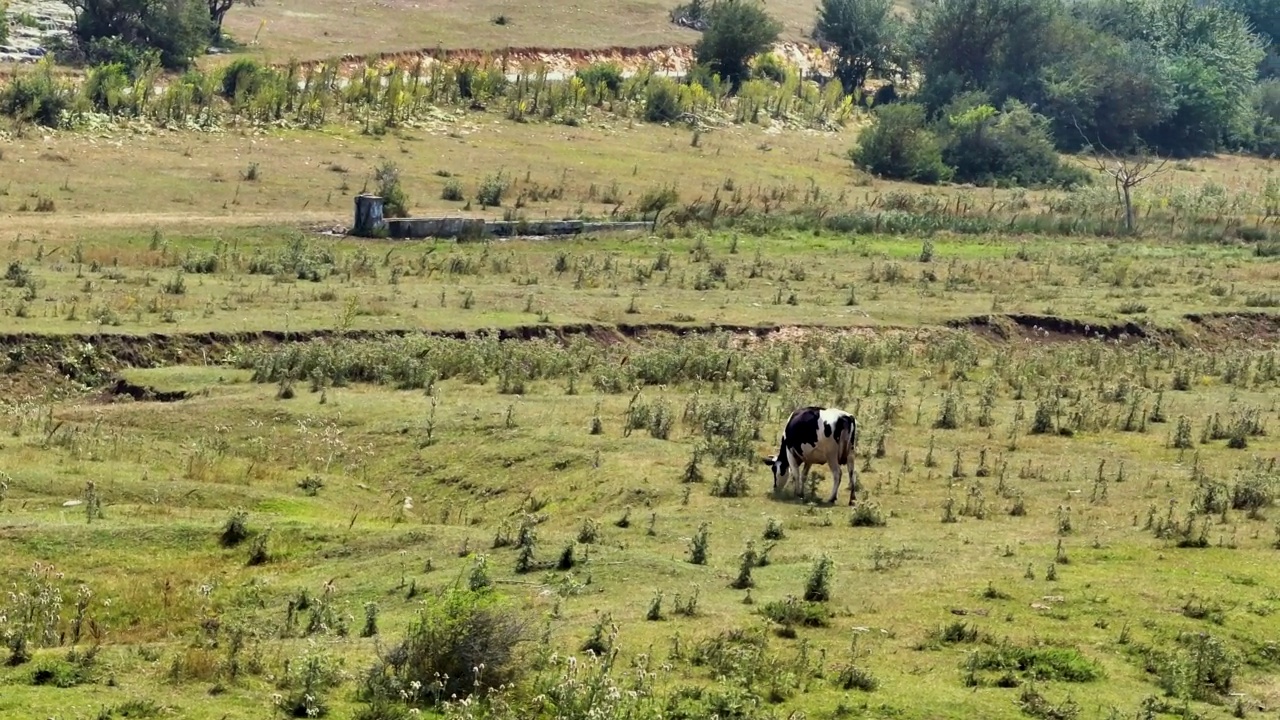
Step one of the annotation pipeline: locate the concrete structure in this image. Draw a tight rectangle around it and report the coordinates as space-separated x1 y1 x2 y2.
351 196 654 240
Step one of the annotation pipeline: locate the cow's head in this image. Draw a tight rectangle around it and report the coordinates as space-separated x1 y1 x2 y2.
762 453 787 492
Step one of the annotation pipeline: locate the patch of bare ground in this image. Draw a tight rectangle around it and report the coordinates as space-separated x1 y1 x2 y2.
1182 311 1280 345
949 313 1153 345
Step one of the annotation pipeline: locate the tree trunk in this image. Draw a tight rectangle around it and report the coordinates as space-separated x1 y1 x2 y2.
1122 184 1134 233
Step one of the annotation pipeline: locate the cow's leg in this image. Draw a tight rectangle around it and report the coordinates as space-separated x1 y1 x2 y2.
848 452 858 505
796 461 811 501
827 458 842 504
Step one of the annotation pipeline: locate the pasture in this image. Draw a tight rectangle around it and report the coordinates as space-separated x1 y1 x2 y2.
2 5 1280 714
1 220 1279 720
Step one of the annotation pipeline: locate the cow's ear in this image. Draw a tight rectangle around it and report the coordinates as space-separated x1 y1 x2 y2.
761 455 776 466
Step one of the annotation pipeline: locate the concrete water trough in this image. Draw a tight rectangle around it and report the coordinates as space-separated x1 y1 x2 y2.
350 195 654 240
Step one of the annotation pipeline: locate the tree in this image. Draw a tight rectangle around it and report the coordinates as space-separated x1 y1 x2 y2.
694 0 782 89
1039 27 1178 153
63 0 213 70
1073 0 1266 156
1224 0 1279 77
208 0 255 42
1078 129 1170 233
909 0 1065 113
815 0 907 93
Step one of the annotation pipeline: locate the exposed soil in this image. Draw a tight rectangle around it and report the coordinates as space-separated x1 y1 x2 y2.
101 378 190 403
950 314 1152 345
1 313 1274 399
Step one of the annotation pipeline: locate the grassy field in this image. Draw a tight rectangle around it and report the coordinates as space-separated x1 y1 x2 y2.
1 36 1280 719
215 0 863 64
1 215 1280 720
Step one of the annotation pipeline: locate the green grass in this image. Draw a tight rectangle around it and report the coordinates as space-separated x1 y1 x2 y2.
1 228 1276 338
1 230 1278 718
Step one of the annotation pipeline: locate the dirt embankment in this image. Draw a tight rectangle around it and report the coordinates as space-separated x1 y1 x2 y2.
278 41 833 80
2 313 1276 400
950 311 1280 347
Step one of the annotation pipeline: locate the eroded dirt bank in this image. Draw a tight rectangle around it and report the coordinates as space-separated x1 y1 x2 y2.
1 312 1275 400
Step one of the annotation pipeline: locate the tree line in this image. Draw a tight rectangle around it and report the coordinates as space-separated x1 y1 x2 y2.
688 0 1278 185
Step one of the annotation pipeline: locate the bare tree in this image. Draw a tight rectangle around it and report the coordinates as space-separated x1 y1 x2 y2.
1075 123 1169 234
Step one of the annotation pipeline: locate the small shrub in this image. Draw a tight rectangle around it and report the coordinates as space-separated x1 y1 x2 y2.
375 162 411 217
763 517 785 540
356 587 529 708
803 554 834 602
688 522 710 564
849 500 888 527
575 62 624 94
441 178 464 201
643 77 683 123
760 596 830 628
246 531 270 566
476 171 509 206
220 509 250 547
836 664 879 691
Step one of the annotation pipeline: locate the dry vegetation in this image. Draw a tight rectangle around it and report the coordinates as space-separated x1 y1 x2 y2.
216 0 847 63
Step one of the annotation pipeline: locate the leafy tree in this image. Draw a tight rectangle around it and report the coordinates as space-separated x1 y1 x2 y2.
909 0 1065 112
1073 0 1266 155
1224 0 1279 76
1039 27 1178 152
815 0 908 92
62 0 212 70
849 102 953 184
208 0 255 42
694 0 782 89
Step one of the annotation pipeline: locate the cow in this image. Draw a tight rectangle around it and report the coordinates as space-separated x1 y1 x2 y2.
762 406 858 505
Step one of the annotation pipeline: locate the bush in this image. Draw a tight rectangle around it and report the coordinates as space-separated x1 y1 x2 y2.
357 587 530 710
375 162 411 217
574 62 624 94
0 3 9 46
83 62 132 113
0 60 74 128
219 57 268 100
644 77 684 123
850 102 953 184
938 95 1090 188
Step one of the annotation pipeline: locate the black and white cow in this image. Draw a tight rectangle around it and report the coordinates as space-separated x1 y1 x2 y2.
762 406 858 505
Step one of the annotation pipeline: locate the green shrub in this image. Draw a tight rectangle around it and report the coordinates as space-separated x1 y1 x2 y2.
83 62 132 113
850 103 953 184
375 162 411 217
0 60 74 128
476 171 508 207
219 57 268 100
574 62 624 94
938 95 1090 189
357 587 530 709
644 77 684 123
